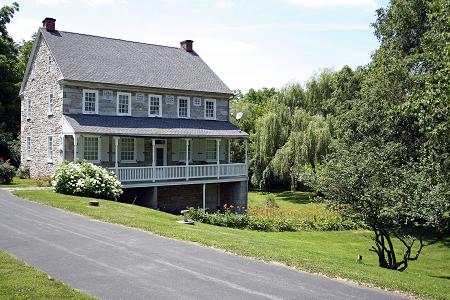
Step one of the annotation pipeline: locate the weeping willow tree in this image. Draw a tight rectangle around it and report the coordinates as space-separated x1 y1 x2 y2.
271 110 332 190
251 103 291 189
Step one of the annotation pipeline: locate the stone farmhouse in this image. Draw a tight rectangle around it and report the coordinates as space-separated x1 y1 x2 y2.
19 18 248 213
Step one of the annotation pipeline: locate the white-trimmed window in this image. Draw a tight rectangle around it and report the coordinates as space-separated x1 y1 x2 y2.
148 94 162 117
179 141 192 162
204 99 216 120
26 136 31 160
117 92 131 116
120 138 136 162
48 92 53 116
26 97 31 120
82 89 98 114
47 136 53 163
206 140 217 161
47 55 52 72
83 136 100 162
177 96 190 118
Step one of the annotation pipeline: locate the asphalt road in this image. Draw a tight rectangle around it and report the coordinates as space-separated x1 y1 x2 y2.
0 189 409 300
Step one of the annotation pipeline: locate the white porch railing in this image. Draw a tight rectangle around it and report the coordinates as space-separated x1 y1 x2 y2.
109 163 247 183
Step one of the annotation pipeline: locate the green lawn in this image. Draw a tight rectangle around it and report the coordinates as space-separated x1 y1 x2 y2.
13 190 450 300
0 177 37 188
0 250 94 299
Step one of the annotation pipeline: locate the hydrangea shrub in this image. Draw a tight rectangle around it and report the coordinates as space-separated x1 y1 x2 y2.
52 161 123 200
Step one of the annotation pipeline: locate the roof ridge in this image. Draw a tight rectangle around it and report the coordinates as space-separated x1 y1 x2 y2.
40 27 181 50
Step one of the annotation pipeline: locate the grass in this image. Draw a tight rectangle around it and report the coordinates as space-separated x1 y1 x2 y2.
0 177 37 188
0 250 94 299
13 189 450 300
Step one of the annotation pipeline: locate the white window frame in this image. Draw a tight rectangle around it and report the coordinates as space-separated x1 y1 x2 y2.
26 97 31 120
148 94 162 117
116 92 132 116
177 96 190 118
47 54 52 72
206 139 217 162
204 98 216 120
47 135 53 163
26 136 31 161
83 135 101 163
82 89 99 114
48 92 53 116
119 137 137 163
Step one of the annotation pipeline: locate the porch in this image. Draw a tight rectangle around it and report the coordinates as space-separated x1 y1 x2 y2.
62 135 248 185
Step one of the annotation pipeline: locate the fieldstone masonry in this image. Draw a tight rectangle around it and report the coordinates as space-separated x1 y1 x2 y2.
21 37 63 177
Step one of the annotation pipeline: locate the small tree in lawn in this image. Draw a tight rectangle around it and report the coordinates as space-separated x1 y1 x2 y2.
315 142 449 271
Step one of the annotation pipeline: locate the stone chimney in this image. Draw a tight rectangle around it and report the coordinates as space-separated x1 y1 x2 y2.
42 17 56 31
180 40 193 52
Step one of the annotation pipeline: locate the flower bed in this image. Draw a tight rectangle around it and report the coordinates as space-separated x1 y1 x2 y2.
187 204 361 232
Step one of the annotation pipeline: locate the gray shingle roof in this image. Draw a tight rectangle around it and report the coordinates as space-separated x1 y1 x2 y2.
40 28 232 95
64 114 248 138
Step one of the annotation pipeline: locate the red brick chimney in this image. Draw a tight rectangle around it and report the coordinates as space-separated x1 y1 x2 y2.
42 17 56 31
180 40 193 52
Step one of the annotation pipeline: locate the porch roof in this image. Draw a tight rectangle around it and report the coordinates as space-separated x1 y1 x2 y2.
63 114 248 138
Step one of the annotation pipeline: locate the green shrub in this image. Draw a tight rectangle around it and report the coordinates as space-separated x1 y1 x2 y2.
52 161 123 200
0 158 16 184
265 195 279 208
16 165 30 179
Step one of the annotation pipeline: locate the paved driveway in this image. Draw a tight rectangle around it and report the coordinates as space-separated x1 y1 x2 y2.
0 190 408 300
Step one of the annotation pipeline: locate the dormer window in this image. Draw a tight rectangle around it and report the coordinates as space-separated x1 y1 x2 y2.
149 94 162 117
177 96 190 118
82 89 98 114
204 99 216 120
117 92 131 116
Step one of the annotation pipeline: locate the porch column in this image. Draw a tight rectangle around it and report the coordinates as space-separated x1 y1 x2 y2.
73 134 78 162
185 139 190 181
202 183 206 209
245 139 248 177
216 139 221 179
113 136 119 175
227 139 231 164
152 139 156 182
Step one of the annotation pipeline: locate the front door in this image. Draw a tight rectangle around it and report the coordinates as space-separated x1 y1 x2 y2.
156 148 164 166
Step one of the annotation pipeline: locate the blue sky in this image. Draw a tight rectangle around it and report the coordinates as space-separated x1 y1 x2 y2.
6 0 388 92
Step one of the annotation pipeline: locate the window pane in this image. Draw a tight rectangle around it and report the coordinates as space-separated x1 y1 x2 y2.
206 140 216 160
47 136 53 161
84 92 96 113
205 100 215 118
120 138 135 161
149 96 160 115
84 137 99 161
118 94 129 114
178 98 188 117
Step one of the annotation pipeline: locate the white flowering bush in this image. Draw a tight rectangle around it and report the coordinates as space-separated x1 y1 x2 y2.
52 160 123 200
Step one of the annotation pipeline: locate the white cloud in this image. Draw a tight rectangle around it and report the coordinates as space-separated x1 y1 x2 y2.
210 21 370 32
33 0 70 5
8 16 40 42
286 0 377 8
216 0 235 9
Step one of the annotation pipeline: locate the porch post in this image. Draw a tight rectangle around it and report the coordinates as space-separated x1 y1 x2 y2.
60 134 65 162
245 139 248 177
216 139 220 179
114 136 119 175
185 138 190 181
152 139 156 182
73 134 78 162
202 183 206 209
227 139 231 164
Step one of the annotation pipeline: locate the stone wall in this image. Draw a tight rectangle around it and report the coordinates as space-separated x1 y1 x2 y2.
63 86 230 121
157 184 203 213
20 36 64 178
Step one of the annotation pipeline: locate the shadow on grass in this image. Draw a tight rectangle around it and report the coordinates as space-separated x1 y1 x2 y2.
275 191 317 205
